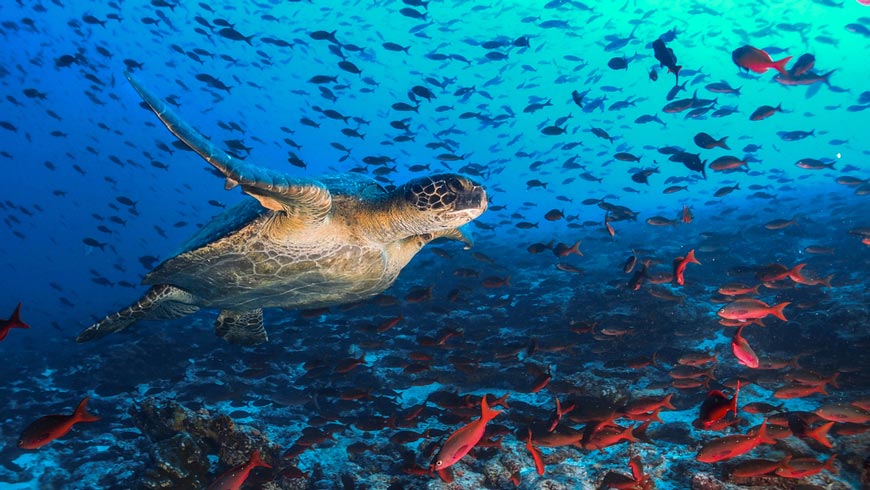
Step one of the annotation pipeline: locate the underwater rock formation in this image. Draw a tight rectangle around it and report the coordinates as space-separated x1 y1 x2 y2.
128 398 283 489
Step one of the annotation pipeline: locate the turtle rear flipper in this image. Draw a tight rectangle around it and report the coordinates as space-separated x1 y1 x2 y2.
76 285 198 342
214 309 267 345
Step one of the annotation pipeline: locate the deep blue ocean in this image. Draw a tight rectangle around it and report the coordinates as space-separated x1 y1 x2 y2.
1 1 869 489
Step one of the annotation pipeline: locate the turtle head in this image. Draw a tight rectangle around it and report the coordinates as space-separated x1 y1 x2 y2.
400 174 487 231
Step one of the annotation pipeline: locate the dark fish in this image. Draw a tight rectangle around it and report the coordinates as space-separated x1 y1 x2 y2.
338 60 362 75
749 103 782 121
399 7 427 20
776 130 814 141
693 132 729 150
652 38 681 83
382 42 410 53
218 27 254 44
82 238 106 250
669 151 706 178
789 53 815 77
541 125 566 135
607 56 628 70
571 89 590 108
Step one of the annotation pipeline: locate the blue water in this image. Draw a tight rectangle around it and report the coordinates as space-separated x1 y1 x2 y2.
1 1 869 489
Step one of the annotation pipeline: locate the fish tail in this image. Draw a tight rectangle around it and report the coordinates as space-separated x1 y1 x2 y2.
480 396 502 423
808 421 835 449
769 302 790 322
687 249 701 265
249 450 271 469
8 302 30 330
787 263 807 283
824 454 838 474
827 371 840 389
757 420 776 445
662 393 675 410
74 396 101 423
772 56 792 76
570 241 583 256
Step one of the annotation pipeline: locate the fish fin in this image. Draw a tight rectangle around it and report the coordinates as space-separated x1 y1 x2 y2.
757 420 776 445
824 454 838 474
732 380 740 416
77 285 198 342
808 421 835 449
480 396 502 423
214 309 267 346
249 450 271 469
770 302 790 322
8 303 30 329
73 396 101 423
772 56 792 76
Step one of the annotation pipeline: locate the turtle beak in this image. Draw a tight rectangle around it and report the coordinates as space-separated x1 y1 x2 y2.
456 185 487 212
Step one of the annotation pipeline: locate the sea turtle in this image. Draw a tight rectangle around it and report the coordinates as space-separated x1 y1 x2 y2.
76 73 487 345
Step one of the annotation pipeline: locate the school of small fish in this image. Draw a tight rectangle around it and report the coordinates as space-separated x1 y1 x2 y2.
1 0 869 489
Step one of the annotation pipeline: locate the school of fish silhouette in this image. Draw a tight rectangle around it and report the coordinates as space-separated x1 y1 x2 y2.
1 1 870 489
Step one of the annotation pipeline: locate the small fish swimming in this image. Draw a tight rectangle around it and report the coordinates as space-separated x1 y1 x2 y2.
18 397 100 449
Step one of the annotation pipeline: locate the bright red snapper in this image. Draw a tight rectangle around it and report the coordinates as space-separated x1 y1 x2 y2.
731 45 792 75
18 396 100 449
775 454 837 479
698 381 740 429
695 420 775 463
207 450 271 490
672 249 700 286
0 302 30 341
525 428 545 475
731 325 759 368
431 396 502 471
717 299 789 322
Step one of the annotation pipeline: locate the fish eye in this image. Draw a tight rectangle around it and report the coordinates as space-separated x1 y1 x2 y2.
435 460 443 467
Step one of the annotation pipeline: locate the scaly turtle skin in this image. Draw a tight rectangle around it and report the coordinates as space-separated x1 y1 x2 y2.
77 73 487 345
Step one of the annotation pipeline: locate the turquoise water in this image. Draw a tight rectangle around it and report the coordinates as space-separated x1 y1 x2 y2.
1 1 868 489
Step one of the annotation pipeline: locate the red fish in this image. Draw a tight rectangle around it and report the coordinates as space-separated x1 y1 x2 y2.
18 397 100 449
525 428 545 475
0 302 30 341
731 45 792 75
773 383 828 399
547 397 575 432
530 368 552 393
584 424 638 450
207 450 271 490
681 205 693 224
775 454 837 479
673 249 700 286
731 325 759 368
698 381 740 429
696 421 775 463
431 396 502 471
717 299 789 322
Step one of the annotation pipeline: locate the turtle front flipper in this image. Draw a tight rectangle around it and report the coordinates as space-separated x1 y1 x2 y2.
124 72 332 225
76 285 198 342
214 309 267 346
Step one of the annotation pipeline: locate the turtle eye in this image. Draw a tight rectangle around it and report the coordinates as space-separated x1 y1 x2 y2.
446 176 464 192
